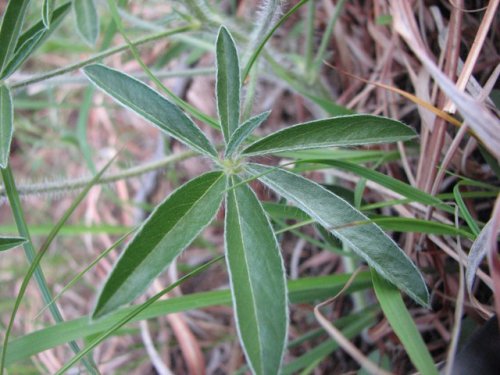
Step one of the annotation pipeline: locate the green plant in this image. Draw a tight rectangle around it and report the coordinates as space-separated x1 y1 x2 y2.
2 1 497 374
80 26 428 374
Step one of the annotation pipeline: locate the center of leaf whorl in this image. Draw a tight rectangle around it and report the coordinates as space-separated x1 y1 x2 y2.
221 158 244 175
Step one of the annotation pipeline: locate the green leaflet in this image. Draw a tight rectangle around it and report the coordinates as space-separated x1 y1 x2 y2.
242 114 416 156
74 0 99 46
92 171 226 319
0 0 31 72
246 163 429 307
0 85 13 169
83 64 217 157
0 2 72 80
0 236 26 252
225 111 271 157
225 176 288 375
216 26 241 142
372 270 438 375
42 0 55 28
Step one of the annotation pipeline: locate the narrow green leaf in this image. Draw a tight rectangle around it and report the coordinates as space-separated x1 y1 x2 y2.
225 111 270 157
84 64 218 157
0 0 31 72
225 176 288 375
74 0 99 46
0 85 13 169
93 171 226 319
242 114 416 156
466 221 491 294
1 30 45 80
302 159 443 207
372 270 438 375
0 2 72 80
246 163 429 306
42 0 55 28
2 273 371 366
0 236 26 252
216 26 241 141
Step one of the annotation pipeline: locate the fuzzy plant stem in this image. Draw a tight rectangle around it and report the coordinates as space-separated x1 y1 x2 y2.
10 25 195 90
0 150 196 200
0 166 98 374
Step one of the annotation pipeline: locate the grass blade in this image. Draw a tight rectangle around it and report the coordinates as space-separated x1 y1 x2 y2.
372 269 438 375
242 114 416 156
216 26 241 142
246 163 429 307
0 85 13 169
84 64 218 157
74 0 99 46
225 176 288 374
56 255 224 375
0 236 26 252
2 273 371 366
92 171 226 319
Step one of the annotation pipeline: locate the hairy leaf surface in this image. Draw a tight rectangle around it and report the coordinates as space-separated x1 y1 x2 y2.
225 176 288 375
243 114 416 156
246 163 429 306
84 64 217 157
93 171 226 319
216 26 240 142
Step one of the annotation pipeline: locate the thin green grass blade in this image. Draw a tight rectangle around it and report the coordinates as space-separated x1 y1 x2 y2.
74 0 99 46
56 255 224 375
35 229 135 319
225 111 270 157
42 0 55 28
242 115 416 156
0 236 26 252
246 163 429 307
92 171 226 319
2 273 372 366
0 154 116 374
371 269 438 375
216 26 241 142
0 85 13 169
0 0 31 72
301 159 443 207
282 306 378 374
225 176 288 375
453 182 481 236
83 64 217 157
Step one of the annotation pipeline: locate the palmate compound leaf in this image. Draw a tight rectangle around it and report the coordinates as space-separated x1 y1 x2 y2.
83 64 217 158
225 176 288 375
92 171 226 319
246 163 429 307
242 114 416 156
